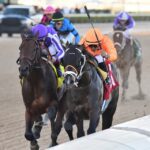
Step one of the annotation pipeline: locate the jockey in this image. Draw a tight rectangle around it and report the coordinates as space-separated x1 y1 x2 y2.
113 11 141 58
31 24 64 77
41 6 55 25
50 11 80 46
80 28 117 110
113 11 135 39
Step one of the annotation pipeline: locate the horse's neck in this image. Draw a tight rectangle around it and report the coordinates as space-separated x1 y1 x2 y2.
78 63 97 86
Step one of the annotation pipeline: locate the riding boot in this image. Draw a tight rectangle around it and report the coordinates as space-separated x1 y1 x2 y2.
54 61 63 77
98 62 112 112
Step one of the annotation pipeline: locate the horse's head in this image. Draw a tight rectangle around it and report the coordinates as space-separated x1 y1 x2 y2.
17 31 41 78
113 31 126 55
63 45 86 87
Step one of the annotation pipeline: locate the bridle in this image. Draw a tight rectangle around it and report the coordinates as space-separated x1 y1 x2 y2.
114 31 126 51
17 37 41 69
63 47 86 87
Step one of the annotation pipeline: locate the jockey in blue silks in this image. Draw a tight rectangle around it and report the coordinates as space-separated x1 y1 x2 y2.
113 11 135 39
32 24 64 77
50 11 80 46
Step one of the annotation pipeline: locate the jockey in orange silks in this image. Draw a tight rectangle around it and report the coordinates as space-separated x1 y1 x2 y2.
80 28 118 111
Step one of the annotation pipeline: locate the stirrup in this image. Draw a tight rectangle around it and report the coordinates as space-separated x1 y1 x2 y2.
101 99 110 113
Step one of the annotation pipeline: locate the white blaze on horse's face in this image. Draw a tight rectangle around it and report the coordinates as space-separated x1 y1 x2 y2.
113 31 126 54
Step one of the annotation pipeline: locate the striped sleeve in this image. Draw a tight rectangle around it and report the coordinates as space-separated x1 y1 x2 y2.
51 34 65 60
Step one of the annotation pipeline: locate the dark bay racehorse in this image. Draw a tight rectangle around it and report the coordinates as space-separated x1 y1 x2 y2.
17 32 58 150
51 45 119 146
113 30 144 101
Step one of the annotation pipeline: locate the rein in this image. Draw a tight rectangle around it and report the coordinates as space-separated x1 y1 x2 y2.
64 47 86 86
114 31 126 50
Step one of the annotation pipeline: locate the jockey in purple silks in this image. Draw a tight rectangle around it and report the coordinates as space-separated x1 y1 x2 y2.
32 24 64 77
113 11 135 39
113 11 141 57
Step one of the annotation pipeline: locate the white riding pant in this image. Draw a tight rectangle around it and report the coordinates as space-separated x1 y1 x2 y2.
124 29 133 39
59 32 75 46
48 44 57 56
95 55 104 63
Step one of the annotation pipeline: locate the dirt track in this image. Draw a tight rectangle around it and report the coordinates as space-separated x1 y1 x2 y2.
0 23 150 150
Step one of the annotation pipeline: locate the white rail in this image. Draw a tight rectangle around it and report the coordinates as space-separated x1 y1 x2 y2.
47 115 150 150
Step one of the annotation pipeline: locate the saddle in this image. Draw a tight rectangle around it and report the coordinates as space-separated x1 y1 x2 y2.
87 59 107 80
87 59 119 91
42 57 64 88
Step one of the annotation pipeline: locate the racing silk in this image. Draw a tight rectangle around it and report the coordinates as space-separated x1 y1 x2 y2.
46 27 64 60
80 35 117 62
50 18 80 44
113 12 135 30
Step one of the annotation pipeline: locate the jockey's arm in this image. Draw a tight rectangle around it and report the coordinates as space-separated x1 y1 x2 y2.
102 36 117 62
68 23 80 44
126 16 135 29
51 34 65 60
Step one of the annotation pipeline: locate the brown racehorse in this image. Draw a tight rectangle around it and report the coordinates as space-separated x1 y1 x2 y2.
17 32 58 150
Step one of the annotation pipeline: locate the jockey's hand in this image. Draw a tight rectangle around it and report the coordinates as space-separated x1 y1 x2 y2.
52 56 57 63
101 50 110 59
122 26 127 31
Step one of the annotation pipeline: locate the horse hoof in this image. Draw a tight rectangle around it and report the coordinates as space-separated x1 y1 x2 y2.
132 93 146 100
30 141 39 150
49 142 58 147
25 133 35 141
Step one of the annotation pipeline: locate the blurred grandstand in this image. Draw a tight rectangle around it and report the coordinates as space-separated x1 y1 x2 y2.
0 0 150 14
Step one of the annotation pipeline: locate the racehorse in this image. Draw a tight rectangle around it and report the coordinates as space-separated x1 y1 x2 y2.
17 32 58 150
50 45 119 146
113 30 144 101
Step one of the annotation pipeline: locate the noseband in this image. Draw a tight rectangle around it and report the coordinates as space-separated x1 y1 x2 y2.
64 47 86 86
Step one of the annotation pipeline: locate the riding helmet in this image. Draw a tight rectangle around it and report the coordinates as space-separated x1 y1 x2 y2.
31 24 48 40
52 11 64 22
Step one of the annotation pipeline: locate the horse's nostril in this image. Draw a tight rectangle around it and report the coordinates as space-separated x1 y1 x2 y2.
19 66 29 77
24 66 29 72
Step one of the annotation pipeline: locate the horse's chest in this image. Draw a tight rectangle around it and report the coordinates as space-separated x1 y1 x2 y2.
66 89 88 111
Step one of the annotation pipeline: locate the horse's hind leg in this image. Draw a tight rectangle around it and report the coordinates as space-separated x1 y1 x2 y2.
25 110 39 150
134 60 145 99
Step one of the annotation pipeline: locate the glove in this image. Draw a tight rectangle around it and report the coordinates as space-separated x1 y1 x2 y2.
44 37 52 47
122 26 127 31
52 56 58 63
101 50 110 59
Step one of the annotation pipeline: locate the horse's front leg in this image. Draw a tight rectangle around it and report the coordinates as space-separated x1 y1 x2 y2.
32 115 43 139
25 110 39 150
64 111 76 140
87 108 100 135
76 115 85 138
